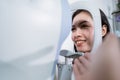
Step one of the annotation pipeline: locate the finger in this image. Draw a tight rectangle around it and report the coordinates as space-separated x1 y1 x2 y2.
74 58 86 74
73 63 81 80
84 53 91 61
78 56 90 71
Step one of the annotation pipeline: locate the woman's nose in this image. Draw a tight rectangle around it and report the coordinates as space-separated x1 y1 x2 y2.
75 28 82 37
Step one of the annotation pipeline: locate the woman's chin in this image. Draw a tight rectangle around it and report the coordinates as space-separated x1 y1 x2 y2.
77 47 91 53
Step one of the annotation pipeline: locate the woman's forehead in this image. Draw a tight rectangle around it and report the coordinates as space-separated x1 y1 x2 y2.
73 12 93 24
75 11 92 18
72 10 93 21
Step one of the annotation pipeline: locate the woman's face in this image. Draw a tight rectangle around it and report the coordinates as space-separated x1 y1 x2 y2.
71 11 94 53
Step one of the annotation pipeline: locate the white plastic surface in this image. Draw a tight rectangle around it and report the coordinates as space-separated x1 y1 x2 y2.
0 0 71 80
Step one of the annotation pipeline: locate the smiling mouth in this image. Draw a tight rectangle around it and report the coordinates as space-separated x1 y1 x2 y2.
75 40 86 46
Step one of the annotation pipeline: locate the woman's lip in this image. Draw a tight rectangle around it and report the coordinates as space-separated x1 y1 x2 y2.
75 40 86 44
75 40 85 46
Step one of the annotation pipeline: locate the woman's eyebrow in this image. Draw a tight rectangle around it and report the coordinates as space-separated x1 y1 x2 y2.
78 21 87 25
72 21 87 27
72 25 75 28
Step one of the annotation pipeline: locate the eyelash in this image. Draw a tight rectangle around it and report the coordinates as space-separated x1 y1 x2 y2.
71 27 76 31
80 24 89 28
71 24 90 31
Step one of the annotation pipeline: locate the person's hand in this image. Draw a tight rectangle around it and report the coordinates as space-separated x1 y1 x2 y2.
73 53 91 80
91 33 120 80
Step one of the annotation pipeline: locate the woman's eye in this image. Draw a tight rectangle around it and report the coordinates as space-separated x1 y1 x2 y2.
71 27 76 31
81 24 89 29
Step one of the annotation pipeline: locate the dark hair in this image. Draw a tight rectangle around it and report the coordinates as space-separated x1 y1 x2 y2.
99 9 110 38
72 9 110 52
